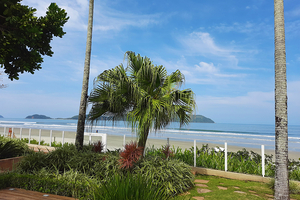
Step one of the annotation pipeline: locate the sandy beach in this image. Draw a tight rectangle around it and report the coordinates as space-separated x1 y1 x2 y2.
0 127 299 160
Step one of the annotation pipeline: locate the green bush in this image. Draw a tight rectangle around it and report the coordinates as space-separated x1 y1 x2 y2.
92 173 169 200
0 169 98 199
0 136 32 159
169 144 279 177
134 156 194 196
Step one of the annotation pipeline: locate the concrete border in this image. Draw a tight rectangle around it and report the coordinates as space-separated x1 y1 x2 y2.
192 167 300 186
191 167 272 183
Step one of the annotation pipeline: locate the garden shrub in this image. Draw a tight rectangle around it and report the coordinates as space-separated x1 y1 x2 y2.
134 156 194 196
0 169 98 199
92 173 169 200
0 136 32 159
92 140 104 153
119 141 143 170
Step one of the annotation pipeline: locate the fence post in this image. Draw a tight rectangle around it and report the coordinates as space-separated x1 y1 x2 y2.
261 145 265 177
89 132 92 145
20 128 22 140
50 130 53 147
225 142 228 171
11 127 14 138
123 135 126 147
167 138 169 146
3 127 6 136
28 128 31 144
62 131 65 145
103 134 107 152
194 140 196 167
38 129 42 145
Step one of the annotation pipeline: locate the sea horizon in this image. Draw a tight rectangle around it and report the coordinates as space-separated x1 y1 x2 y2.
1 118 299 152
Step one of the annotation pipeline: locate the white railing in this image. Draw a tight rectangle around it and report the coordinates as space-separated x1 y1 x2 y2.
0 127 107 152
2 126 298 178
120 135 268 177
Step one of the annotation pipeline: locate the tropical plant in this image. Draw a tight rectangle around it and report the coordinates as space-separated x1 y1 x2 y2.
119 141 143 170
274 0 289 199
76 0 94 149
92 140 104 153
92 173 169 200
134 156 194 196
0 137 31 159
88 51 195 149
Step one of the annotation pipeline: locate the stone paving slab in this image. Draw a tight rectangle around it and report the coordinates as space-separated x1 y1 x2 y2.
195 184 208 187
234 191 246 194
197 188 211 194
194 179 209 184
217 186 227 190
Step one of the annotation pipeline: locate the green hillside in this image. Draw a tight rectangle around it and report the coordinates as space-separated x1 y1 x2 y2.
25 114 51 119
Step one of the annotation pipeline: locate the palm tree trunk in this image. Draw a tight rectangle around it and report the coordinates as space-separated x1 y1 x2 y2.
138 123 150 149
274 0 289 199
75 0 94 149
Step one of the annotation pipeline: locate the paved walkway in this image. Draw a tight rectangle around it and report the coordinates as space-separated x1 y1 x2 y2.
0 188 76 200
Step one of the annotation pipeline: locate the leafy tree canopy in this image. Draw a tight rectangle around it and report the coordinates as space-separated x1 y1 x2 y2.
0 0 69 80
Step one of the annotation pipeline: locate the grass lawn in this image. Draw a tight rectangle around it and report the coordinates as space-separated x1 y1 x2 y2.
174 175 300 200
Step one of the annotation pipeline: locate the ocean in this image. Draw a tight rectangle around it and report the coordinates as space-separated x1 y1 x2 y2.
0 118 299 152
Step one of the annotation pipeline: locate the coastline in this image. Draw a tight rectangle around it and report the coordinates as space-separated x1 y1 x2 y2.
1 127 299 160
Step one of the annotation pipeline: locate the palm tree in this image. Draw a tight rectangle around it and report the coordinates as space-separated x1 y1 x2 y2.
88 51 196 149
75 0 94 149
274 0 289 199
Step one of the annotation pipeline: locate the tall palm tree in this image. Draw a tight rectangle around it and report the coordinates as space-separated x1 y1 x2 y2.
88 51 196 149
75 0 94 149
274 0 289 199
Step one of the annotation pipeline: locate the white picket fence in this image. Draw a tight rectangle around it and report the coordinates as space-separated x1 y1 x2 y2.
0 127 107 152
1 126 271 177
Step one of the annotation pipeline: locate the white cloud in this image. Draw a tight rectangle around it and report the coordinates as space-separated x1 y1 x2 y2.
195 62 218 74
22 0 162 32
94 11 161 32
180 32 234 57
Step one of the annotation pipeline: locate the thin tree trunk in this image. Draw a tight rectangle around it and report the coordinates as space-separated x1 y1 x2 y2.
274 0 289 199
138 123 150 149
75 0 94 149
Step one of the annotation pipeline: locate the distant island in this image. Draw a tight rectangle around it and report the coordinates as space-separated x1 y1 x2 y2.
25 114 51 119
0 115 3 118
68 114 214 123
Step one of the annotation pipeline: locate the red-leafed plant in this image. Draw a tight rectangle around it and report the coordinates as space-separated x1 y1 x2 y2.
92 140 104 153
119 141 144 170
162 145 174 159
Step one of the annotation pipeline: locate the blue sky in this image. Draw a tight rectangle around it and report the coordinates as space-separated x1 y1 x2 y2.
1 0 299 125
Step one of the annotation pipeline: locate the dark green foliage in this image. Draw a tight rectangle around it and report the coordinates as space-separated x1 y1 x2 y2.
17 143 102 175
92 173 169 200
93 153 121 180
0 136 32 159
0 170 97 199
0 0 69 80
135 156 194 196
